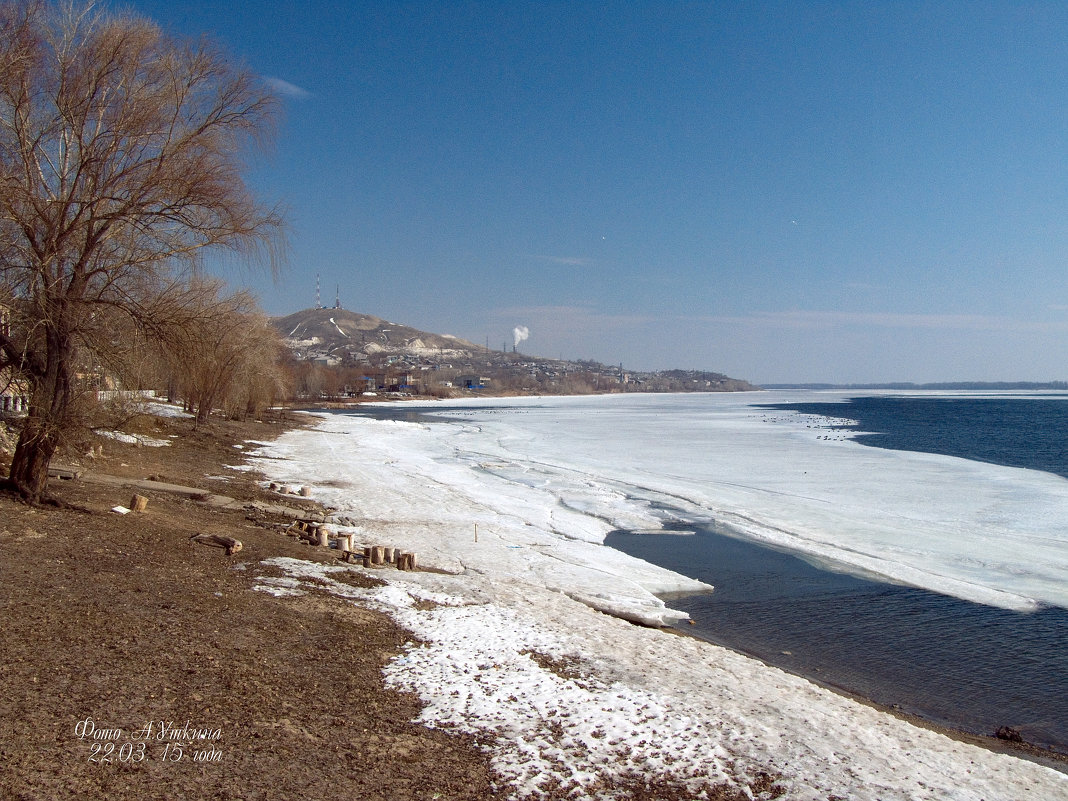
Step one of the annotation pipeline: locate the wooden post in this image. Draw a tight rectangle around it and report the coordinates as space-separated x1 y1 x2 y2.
130 494 149 512
371 545 385 565
299 486 311 497
474 523 478 542
336 533 352 553
383 547 395 564
316 527 330 547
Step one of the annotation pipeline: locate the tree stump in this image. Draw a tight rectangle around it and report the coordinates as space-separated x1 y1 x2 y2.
316 527 330 547
130 494 149 512
371 545 385 565
299 486 311 497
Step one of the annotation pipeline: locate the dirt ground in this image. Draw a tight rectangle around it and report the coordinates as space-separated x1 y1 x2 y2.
0 410 497 801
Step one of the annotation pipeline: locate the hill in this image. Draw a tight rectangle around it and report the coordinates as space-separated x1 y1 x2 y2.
273 307 483 362
271 307 757 396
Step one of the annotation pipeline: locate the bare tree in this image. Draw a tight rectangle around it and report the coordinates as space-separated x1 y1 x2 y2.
0 1 282 501
154 278 287 426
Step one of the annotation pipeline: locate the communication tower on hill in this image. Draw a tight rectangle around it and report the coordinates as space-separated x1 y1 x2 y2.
315 273 322 309
334 284 341 309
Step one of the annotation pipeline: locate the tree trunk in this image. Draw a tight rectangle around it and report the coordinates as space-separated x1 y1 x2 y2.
8 416 58 503
7 325 74 504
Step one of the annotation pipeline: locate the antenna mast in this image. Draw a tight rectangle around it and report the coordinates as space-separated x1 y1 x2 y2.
315 274 322 309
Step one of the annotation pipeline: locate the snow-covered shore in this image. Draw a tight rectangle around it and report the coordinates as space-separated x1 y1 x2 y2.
247 408 1067 800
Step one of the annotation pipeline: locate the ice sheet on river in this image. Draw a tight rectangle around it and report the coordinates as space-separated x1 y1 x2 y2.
291 390 1068 613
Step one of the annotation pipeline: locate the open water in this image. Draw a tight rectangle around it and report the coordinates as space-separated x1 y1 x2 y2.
609 394 1068 755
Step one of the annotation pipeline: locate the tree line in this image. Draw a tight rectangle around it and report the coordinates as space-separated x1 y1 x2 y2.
0 0 285 502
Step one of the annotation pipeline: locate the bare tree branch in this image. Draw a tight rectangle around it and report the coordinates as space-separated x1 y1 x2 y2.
0 0 283 501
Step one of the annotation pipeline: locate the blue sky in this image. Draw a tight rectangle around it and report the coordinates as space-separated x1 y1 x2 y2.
123 1 1068 384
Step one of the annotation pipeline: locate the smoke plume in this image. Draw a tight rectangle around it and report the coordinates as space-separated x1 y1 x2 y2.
513 325 530 349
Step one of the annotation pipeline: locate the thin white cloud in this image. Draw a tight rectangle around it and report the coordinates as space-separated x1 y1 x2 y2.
529 255 594 268
491 305 654 329
265 77 311 100
694 310 1068 333
492 306 1068 336
493 306 1068 333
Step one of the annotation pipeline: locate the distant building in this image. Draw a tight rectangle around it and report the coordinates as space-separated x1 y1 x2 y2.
457 375 491 389
0 305 29 415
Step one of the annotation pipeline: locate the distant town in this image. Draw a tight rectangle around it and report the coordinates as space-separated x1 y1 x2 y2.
273 306 756 399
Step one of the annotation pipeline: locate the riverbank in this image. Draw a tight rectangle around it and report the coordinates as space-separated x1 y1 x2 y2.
245 408 1067 800
0 410 494 800
3 402 1065 800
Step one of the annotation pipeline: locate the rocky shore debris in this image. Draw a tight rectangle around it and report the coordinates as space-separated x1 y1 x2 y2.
995 725 1025 743
189 532 243 555
282 518 419 571
268 481 313 497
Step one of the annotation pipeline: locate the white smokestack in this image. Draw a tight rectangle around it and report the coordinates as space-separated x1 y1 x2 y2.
512 325 530 350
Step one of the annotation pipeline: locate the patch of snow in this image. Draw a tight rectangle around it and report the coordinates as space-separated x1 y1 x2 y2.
96 430 171 447
259 557 1067 801
144 401 193 419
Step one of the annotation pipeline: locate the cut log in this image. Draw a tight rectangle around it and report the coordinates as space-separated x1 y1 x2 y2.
48 465 82 480
383 547 395 564
130 494 149 512
316 527 330 547
371 545 385 565
299 486 311 497
190 533 243 555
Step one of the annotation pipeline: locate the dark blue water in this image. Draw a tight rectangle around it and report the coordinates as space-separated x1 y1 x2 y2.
758 395 1068 479
608 396 1068 758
